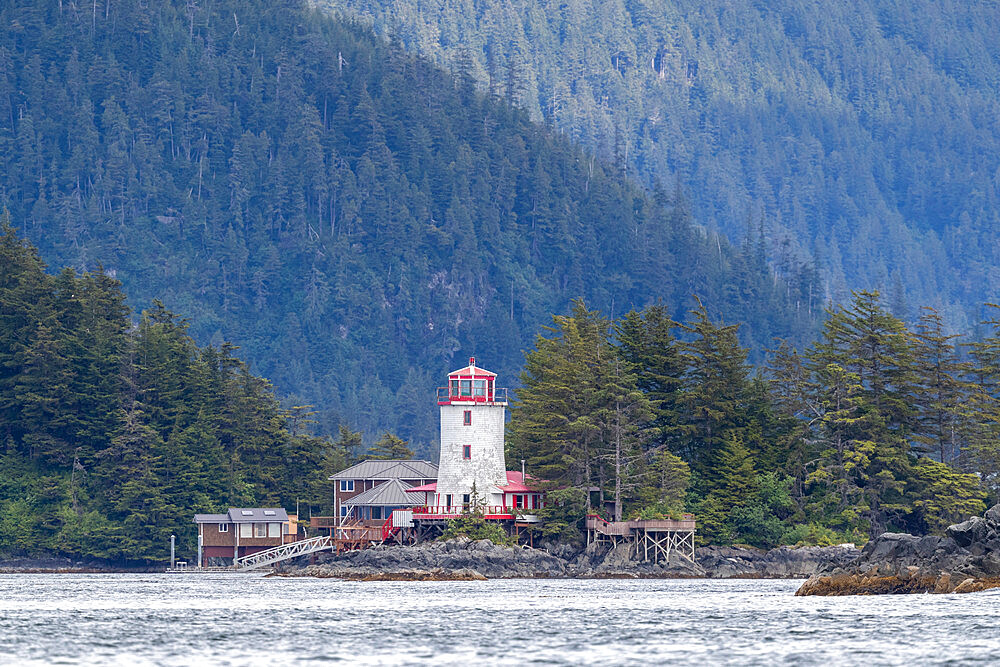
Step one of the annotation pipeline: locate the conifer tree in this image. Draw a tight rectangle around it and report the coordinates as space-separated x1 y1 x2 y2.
508 299 614 505
911 307 970 463
366 433 414 460
677 301 751 478
615 305 685 453
809 290 915 433
908 457 985 533
638 449 690 516
964 305 1000 494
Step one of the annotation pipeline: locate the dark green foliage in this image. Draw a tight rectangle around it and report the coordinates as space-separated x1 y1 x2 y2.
366 433 414 460
0 224 340 563
0 0 818 454
439 513 512 546
329 0 1000 334
511 292 992 547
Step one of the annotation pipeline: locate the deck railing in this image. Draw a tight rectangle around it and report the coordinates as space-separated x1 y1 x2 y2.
585 514 696 534
436 387 509 404
234 535 333 570
412 505 514 517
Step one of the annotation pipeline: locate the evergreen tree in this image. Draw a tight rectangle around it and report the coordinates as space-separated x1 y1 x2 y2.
635 449 689 519
366 433 414 460
677 301 751 479
911 307 970 463
908 457 986 533
615 305 685 454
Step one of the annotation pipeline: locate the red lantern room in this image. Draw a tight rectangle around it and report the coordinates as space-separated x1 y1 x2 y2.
437 357 507 405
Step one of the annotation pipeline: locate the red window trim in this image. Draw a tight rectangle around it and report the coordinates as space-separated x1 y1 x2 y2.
463 410 472 425
462 444 471 459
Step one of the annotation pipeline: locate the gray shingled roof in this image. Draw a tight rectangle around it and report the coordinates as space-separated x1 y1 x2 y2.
344 479 416 507
329 459 438 481
193 508 288 524
227 508 289 523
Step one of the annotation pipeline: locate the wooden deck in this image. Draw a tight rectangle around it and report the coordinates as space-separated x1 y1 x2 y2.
585 514 696 562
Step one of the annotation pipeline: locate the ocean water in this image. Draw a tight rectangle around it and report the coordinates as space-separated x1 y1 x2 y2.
0 574 997 665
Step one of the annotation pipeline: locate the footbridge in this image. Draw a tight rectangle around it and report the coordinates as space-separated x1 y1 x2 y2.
234 535 334 571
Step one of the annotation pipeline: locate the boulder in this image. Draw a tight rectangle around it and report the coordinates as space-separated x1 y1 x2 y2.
798 503 1000 595
947 516 988 547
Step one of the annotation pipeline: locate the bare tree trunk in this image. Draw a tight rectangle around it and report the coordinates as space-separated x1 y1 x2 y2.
614 401 623 522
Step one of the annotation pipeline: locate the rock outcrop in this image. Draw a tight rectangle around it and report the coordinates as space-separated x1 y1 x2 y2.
274 537 858 580
697 545 859 578
797 503 1000 595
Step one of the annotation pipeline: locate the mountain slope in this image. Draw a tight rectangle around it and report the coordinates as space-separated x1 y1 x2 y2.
0 0 817 452
324 0 1000 328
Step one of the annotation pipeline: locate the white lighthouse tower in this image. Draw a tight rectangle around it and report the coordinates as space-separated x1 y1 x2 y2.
432 358 509 510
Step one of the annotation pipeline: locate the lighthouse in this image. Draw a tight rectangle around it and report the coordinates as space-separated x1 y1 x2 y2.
433 358 509 510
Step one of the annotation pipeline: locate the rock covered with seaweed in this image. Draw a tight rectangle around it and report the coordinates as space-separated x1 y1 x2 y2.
797 504 1000 595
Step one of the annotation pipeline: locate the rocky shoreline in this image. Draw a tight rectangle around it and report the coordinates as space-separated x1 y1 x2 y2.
797 503 1000 596
0 555 159 573
271 537 860 581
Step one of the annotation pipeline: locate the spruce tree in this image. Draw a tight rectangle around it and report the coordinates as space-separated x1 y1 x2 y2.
677 301 751 480
615 305 685 453
911 307 970 463
366 433 414 460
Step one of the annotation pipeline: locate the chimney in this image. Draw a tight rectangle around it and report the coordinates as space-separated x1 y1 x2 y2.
469 357 475 367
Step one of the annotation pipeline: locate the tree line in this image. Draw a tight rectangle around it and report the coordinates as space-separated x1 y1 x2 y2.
508 294 994 547
0 219 417 562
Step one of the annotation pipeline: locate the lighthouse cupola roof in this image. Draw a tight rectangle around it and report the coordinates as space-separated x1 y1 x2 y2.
437 357 507 405
448 357 496 379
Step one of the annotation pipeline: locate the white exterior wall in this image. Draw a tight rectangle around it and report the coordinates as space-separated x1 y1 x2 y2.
434 403 507 507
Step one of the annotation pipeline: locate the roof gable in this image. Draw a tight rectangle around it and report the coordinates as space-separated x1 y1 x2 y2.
498 471 538 493
344 478 415 506
329 459 437 481
447 364 497 378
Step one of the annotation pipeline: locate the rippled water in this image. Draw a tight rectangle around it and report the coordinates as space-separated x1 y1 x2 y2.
1 574 998 665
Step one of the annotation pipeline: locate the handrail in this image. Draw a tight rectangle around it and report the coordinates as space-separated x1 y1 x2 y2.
436 387 509 403
234 535 333 570
382 513 397 541
412 505 515 516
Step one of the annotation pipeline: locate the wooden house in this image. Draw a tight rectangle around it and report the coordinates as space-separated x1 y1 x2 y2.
193 508 298 567
326 459 438 527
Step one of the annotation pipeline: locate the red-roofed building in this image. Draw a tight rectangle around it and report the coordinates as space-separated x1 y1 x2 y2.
498 471 544 512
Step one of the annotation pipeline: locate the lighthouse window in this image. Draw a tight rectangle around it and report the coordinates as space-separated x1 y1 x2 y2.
474 380 486 396
460 380 472 396
463 445 471 459
463 410 472 425
451 379 459 395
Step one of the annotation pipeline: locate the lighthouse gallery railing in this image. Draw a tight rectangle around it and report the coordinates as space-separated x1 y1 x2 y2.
436 386 508 403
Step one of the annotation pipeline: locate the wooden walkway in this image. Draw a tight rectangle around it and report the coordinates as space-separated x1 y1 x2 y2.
234 535 335 570
585 515 696 563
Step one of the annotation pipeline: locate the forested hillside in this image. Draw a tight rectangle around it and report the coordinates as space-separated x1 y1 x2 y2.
0 221 341 562
0 0 819 451
327 0 1000 329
